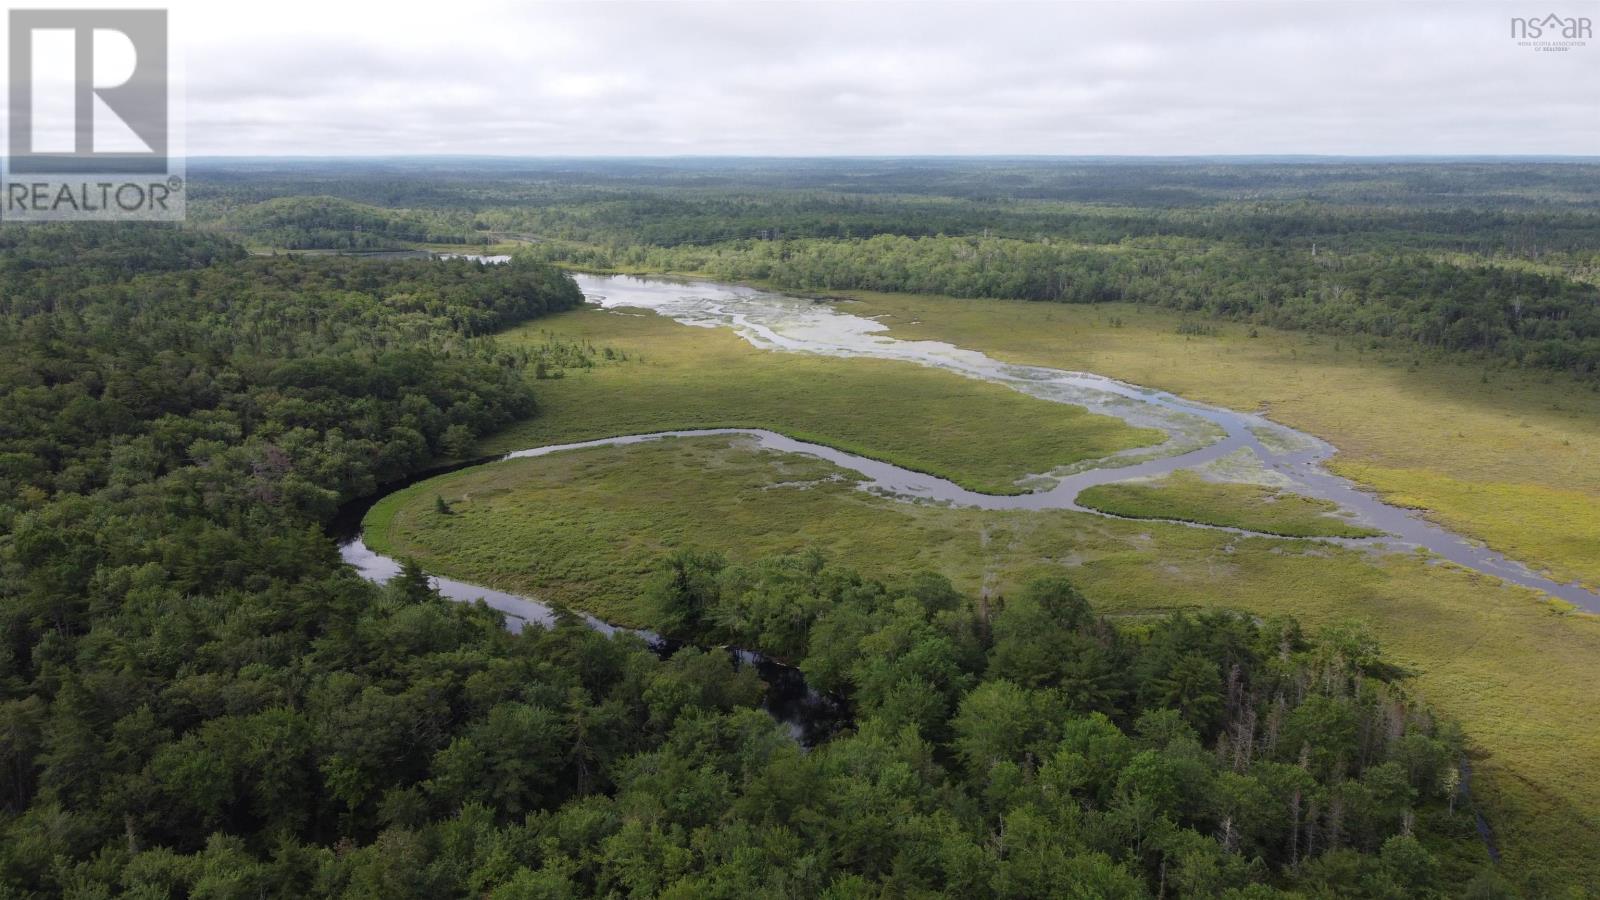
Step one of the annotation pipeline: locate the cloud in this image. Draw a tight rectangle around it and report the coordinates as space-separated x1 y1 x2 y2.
146 0 1600 154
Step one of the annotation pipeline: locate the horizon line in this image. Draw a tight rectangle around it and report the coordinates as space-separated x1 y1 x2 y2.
181 153 1600 164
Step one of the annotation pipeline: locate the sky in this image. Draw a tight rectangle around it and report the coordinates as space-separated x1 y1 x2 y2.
13 0 1600 156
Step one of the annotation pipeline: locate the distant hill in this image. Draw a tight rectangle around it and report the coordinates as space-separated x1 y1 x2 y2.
212 195 473 250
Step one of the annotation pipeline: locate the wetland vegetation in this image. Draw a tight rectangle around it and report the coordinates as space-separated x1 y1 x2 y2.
1075 471 1382 539
367 412 1600 890
7 159 1600 897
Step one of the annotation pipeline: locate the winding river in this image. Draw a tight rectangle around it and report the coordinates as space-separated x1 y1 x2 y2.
340 271 1600 684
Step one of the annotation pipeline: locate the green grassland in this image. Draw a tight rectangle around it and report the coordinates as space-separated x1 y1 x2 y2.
842 290 1600 592
367 434 1600 894
378 289 1600 892
1076 470 1383 538
479 305 1161 495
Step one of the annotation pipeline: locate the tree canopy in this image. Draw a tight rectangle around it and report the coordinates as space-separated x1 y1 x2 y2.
0 225 1507 897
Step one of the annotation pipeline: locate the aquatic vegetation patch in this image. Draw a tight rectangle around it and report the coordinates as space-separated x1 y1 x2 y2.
1076 470 1382 539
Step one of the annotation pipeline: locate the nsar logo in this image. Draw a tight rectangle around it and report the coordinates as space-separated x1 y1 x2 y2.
1509 12 1592 52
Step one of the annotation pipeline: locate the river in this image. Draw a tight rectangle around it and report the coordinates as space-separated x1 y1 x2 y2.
337 271 1600 737
561 274 1600 611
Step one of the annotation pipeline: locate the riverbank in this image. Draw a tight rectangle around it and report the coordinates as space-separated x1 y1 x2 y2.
546 263 1600 592
477 288 1162 496
367 429 1600 894
840 288 1600 594
366 272 1600 892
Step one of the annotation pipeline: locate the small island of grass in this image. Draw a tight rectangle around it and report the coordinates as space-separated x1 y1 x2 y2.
1077 470 1383 539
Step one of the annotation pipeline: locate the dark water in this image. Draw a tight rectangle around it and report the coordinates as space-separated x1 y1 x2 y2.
333 481 849 746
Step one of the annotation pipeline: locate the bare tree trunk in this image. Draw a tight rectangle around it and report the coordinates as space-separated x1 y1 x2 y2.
1288 789 1301 868
1326 794 1345 853
1220 815 1238 854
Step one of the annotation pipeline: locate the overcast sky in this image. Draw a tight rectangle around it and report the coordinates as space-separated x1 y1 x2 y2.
28 0 1600 155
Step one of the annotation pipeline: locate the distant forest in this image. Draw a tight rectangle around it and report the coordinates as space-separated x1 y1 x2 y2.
0 226 1503 897
189 159 1600 382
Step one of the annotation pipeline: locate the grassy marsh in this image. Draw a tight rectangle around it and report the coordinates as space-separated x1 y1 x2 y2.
480 304 1161 495
401 288 1600 892
843 290 1600 590
367 435 1600 893
1076 470 1382 539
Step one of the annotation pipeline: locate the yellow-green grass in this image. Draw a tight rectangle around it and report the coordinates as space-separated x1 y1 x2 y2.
419 241 526 256
837 291 1600 591
1334 463 1600 591
478 305 1161 495
442 285 1600 889
367 435 1600 895
1076 470 1382 539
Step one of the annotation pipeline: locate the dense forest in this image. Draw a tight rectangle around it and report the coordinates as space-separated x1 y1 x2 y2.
189 157 1600 209
190 160 1600 382
208 196 476 251
12 159 1583 892
189 159 1600 257
528 235 1600 377
0 226 574 891
0 226 1505 896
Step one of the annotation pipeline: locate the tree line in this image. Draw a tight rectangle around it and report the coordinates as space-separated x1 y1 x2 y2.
0 225 1505 897
204 196 480 250
188 161 1600 381
530 234 1600 380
